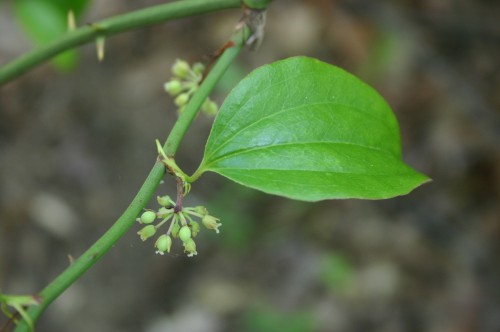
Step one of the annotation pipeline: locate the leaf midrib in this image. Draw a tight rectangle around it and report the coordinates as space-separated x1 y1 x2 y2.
211 166 417 177
203 140 399 171
205 101 395 162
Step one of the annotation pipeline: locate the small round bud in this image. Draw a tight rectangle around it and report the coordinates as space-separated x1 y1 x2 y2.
183 238 197 257
190 221 200 237
138 225 156 241
164 80 183 96
172 59 191 79
202 215 222 234
155 235 172 255
192 62 205 75
171 221 180 238
157 195 174 207
174 93 189 107
140 211 156 224
179 225 192 242
194 206 208 216
202 99 218 116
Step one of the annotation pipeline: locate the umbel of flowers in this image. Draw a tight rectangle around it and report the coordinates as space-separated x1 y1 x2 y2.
136 195 221 257
164 59 218 116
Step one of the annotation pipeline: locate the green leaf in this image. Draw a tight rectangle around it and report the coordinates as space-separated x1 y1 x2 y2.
48 0 91 16
196 56 429 201
14 0 80 71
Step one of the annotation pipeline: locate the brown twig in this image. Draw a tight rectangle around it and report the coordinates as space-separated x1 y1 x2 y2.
174 177 184 213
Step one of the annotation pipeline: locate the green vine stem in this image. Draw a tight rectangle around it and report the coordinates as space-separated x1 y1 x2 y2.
0 0 242 85
12 26 250 332
243 0 273 9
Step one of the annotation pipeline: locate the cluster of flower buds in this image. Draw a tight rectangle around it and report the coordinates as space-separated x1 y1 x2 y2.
136 195 221 257
163 59 218 116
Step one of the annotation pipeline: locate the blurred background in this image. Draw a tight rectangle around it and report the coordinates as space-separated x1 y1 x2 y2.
1 0 499 331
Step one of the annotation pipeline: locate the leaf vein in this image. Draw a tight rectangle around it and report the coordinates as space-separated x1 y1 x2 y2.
206 101 393 161
205 141 396 169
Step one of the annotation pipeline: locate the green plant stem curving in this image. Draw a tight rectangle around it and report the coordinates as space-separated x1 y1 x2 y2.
0 0 241 85
13 27 249 332
243 0 274 9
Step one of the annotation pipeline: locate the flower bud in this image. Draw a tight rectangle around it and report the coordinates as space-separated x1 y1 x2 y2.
157 195 174 207
174 93 189 107
192 62 205 75
155 235 172 255
179 225 192 242
202 215 222 234
190 220 200 237
194 206 208 216
202 99 218 116
140 211 156 224
138 225 156 241
172 59 191 78
171 221 180 238
164 80 183 96
183 238 197 257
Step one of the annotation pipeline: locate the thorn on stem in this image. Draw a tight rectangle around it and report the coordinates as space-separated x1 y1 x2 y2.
96 36 105 62
67 10 76 31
